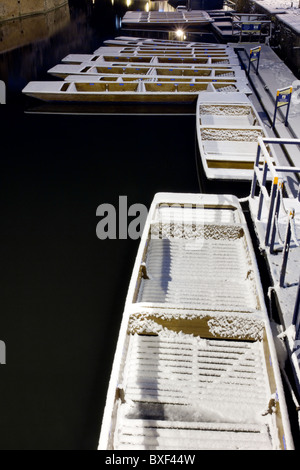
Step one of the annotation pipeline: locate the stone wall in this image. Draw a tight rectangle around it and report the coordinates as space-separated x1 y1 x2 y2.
0 3 70 52
0 0 69 22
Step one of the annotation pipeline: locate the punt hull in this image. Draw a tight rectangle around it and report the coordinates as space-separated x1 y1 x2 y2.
23 91 217 104
99 192 294 451
22 81 250 104
196 92 272 183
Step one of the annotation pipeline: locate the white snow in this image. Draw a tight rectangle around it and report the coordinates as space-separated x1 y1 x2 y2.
254 0 300 32
200 127 264 141
128 309 266 340
112 333 279 450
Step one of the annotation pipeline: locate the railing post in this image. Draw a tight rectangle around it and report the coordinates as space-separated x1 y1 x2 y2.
250 143 261 199
257 160 268 220
269 181 282 254
265 176 278 247
279 210 293 287
292 275 300 338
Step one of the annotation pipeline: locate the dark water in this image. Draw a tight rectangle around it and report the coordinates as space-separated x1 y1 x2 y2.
0 0 202 450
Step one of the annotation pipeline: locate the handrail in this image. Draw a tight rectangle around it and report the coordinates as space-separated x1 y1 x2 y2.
231 14 271 41
250 137 300 287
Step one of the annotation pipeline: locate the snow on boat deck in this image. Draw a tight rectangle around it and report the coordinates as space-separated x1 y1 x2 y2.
115 335 275 450
99 193 294 451
196 93 269 181
135 201 261 312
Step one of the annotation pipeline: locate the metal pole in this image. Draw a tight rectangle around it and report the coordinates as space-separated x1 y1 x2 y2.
292 275 300 337
265 177 279 246
279 212 293 287
272 96 278 129
250 144 261 198
248 56 251 76
257 160 268 220
256 52 260 75
285 95 292 127
269 182 282 254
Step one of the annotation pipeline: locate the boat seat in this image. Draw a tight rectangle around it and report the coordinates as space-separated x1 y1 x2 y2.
206 154 261 163
200 115 254 126
202 141 259 157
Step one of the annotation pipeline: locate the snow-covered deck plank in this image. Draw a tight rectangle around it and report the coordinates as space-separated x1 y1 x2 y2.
113 334 275 450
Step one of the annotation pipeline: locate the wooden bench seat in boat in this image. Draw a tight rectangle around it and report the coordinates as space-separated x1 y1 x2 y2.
200 115 257 126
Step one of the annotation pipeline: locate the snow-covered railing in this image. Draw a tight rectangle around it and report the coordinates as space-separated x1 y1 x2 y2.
250 137 300 287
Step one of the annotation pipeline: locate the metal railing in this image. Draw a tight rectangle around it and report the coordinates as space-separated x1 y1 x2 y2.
251 137 300 353
231 14 271 42
250 137 300 287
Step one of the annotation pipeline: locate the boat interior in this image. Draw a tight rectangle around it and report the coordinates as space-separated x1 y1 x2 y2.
100 198 292 450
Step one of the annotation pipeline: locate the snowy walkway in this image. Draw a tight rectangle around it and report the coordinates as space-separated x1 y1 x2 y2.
253 1 300 34
236 43 300 164
234 44 300 397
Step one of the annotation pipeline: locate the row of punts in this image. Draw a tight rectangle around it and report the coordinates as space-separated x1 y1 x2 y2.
22 38 270 183
22 39 249 109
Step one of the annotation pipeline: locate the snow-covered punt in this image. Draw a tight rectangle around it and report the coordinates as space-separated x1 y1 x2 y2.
48 63 246 83
103 36 228 48
49 61 245 79
121 10 213 29
102 37 229 50
196 92 270 181
22 79 249 104
99 192 294 451
59 52 239 67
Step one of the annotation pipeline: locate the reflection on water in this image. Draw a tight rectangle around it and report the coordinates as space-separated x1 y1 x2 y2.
0 4 71 54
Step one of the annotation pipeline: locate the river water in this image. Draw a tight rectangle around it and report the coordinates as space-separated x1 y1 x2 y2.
0 0 208 449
